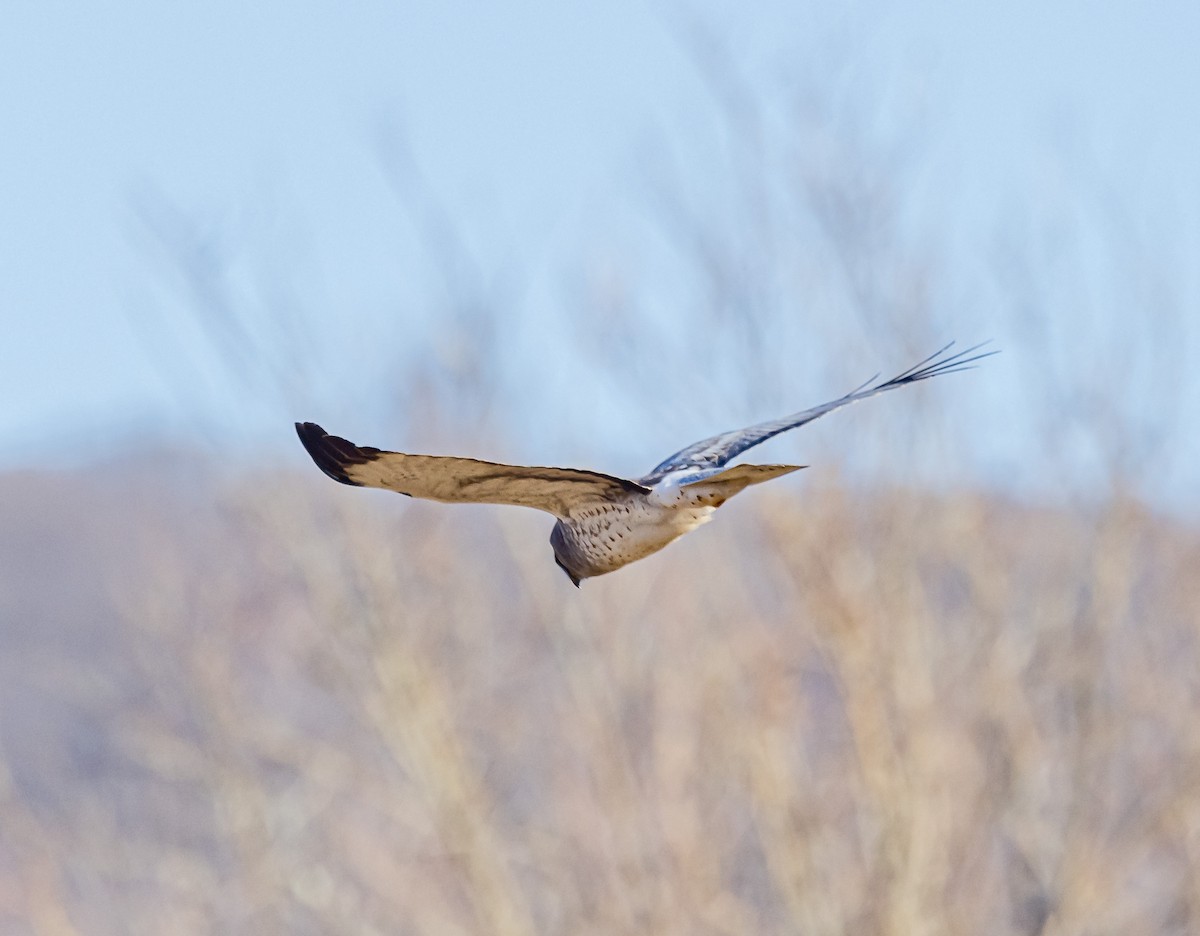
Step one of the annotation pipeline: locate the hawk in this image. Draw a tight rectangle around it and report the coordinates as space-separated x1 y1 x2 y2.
297 342 992 586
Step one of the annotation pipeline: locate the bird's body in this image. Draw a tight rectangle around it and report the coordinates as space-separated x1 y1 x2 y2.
297 342 993 585
547 475 782 583
548 498 711 583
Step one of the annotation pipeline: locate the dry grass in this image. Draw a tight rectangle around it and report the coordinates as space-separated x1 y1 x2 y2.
2 466 1196 935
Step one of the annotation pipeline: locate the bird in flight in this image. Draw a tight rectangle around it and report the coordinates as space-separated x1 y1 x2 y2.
297 342 993 586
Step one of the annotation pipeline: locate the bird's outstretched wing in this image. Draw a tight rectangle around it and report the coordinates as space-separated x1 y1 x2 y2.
296 422 648 519
642 342 995 484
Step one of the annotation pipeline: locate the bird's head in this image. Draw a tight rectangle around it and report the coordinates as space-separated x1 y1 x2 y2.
549 522 583 588
554 554 582 588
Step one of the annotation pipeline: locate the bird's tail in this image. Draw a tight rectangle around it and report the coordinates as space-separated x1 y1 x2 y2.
679 463 804 506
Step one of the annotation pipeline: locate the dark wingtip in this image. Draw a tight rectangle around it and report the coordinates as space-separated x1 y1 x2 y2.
875 340 1000 391
295 421 373 486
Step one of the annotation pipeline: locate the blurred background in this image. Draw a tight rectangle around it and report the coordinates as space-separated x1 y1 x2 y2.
2 1 1198 933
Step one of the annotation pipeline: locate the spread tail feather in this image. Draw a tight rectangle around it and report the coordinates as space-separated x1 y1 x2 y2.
680 463 804 506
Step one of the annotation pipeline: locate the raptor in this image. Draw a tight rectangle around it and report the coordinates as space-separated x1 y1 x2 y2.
296 342 993 586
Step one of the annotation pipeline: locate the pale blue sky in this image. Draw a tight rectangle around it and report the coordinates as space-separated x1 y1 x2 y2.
2 1 1197 505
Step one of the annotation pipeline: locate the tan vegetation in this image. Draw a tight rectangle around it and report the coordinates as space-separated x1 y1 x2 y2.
1 462 1196 934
